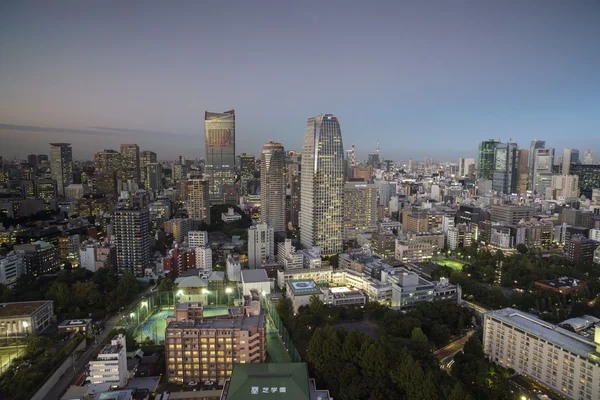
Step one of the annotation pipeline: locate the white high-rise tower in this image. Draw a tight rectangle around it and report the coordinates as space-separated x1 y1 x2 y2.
300 114 344 255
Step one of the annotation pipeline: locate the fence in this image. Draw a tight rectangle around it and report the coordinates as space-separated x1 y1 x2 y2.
261 295 302 363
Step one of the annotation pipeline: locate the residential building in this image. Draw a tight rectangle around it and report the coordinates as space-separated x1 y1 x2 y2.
260 142 286 233
49 143 73 196
483 308 600 400
0 251 25 287
343 181 377 241
402 207 429 233
88 334 128 387
205 110 236 203
277 239 304 270
195 247 213 275
248 223 274 268
300 114 344 255
188 231 209 249
164 218 191 243
187 179 210 223
113 206 151 276
0 300 54 338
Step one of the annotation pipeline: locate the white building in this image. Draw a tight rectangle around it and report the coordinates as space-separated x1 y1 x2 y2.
277 239 304 270
195 247 213 275
447 227 460 250
226 255 242 282
188 231 209 248
588 229 600 242
241 269 271 296
79 240 98 272
64 184 89 200
248 223 274 268
277 266 333 290
0 251 25 287
547 175 580 201
88 334 128 387
221 208 242 223
484 308 600 400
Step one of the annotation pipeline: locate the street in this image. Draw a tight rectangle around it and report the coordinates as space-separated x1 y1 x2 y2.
434 330 476 369
43 287 153 400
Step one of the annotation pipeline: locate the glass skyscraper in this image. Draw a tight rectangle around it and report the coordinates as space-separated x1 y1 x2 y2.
260 141 286 234
49 142 73 197
300 114 344 255
204 110 236 203
492 142 518 194
477 139 499 180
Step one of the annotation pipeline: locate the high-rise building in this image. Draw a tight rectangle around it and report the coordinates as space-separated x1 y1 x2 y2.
248 223 274 268
205 110 236 203
477 139 499 180
566 164 600 199
49 143 73 196
492 142 518 194
260 142 286 233
583 150 594 165
515 149 529 195
533 148 555 194
146 163 162 192
566 235 598 265
164 218 191 243
119 144 141 183
376 180 397 207
458 158 475 178
188 231 209 249
528 140 545 190
286 153 302 228
239 154 256 179
187 179 210 223
140 150 157 188
483 308 600 400
343 181 377 241
113 206 151 276
547 175 580 200
562 148 580 176
94 149 121 174
300 114 344 255
27 154 37 167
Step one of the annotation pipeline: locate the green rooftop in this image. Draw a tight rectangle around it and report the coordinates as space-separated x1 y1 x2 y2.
222 363 311 400
287 280 322 296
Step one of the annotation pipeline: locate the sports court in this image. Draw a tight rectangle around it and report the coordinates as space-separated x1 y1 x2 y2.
0 345 25 374
436 259 466 271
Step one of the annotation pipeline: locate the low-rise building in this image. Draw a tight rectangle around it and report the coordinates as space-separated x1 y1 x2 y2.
221 208 242 223
58 318 92 334
0 251 25 287
534 277 588 295
241 269 270 296
286 280 367 312
88 334 128 387
226 255 242 282
0 300 54 338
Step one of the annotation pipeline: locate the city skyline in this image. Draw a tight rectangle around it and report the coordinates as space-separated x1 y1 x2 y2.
1 1 599 160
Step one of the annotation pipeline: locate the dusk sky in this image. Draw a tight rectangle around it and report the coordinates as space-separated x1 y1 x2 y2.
1 0 599 161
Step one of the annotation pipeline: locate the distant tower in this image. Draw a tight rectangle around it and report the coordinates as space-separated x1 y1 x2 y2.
300 114 344 255
351 143 356 167
260 141 286 233
204 110 235 203
120 144 141 183
49 143 73 196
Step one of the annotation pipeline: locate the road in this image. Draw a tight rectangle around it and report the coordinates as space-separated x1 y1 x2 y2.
43 287 153 400
434 330 476 369
461 300 489 317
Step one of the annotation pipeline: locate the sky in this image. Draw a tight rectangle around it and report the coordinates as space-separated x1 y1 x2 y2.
1 0 599 162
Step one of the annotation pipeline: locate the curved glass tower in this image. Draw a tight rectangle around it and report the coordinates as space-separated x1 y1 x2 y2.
300 114 344 255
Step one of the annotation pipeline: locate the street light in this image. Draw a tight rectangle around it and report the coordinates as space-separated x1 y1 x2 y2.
225 288 233 294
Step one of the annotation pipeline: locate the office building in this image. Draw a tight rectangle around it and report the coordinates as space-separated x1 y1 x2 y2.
377 180 397 207
532 148 555 194
165 298 267 385
394 239 435 263
516 149 529 195
13 241 59 276
343 181 377 241
390 270 460 309
483 308 600 400
239 154 256 179
205 110 236 203
0 251 25 287
547 175 580 200
492 142 518 194
94 149 120 174
583 150 594 165
458 158 475 178
187 179 210 223
567 235 598 265
562 148 580 176
146 163 162 192
0 300 54 337
119 144 141 183
565 164 600 199
528 140 545 190
248 223 274 268
260 142 286 233
300 114 345 255
140 150 157 188
49 143 73 196
490 204 534 225
477 139 499 180
88 334 128 387
113 206 151 276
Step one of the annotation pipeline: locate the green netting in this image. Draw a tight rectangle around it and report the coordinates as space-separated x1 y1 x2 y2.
261 295 302 363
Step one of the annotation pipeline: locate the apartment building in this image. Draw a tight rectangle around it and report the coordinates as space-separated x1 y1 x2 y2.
483 308 600 400
88 334 128 387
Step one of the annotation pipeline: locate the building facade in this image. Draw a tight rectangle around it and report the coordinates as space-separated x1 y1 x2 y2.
343 181 377 242
260 142 286 233
88 334 128 387
113 206 151 276
49 143 73 196
248 223 274 269
187 179 211 223
205 110 236 203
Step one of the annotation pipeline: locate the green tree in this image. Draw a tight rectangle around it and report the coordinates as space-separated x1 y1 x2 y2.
47 281 71 311
157 278 175 292
117 271 139 306
410 327 428 344
516 243 528 254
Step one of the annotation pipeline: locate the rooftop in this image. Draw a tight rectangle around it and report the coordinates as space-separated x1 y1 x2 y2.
0 301 52 319
485 308 600 363
241 269 269 283
59 319 92 327
167 308 265 331
535 276 586 289
222 363 311 400
287 280 322 297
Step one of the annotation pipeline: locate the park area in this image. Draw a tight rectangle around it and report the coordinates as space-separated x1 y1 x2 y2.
436 259 466 271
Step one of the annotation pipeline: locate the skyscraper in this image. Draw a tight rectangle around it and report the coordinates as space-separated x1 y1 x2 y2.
343 180 377 241
94 150 120 174
532 148 555 194
562 148 579 175
583 150 594 165
113 206 151 276
477 139 499 180
119 144 141 183
187 179 210 223
515 149 529 195
492 142 518 194
528 140 545 190
205 110 235 203
248 223 274 268
260 142 286 233
300 114 344 255
458 158 475 178
146 163 162 192
49 143 73 196
140 150 157 188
